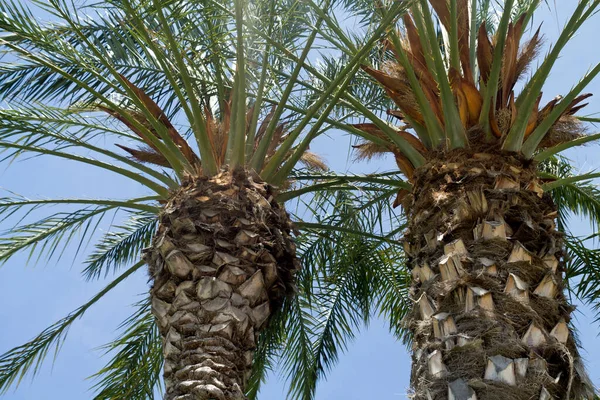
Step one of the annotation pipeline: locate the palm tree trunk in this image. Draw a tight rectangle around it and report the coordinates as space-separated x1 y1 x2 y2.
144 168 299 400
403 149 594 400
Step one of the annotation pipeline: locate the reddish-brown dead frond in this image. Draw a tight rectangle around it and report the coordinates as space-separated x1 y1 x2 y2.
352 123 425 180
118 75 199 167
515 26 544 83
540 115 586 148
102 77 325 177
115 144 171 167
477 22 493 83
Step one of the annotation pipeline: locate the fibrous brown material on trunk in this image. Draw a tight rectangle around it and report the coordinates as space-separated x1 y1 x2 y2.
403 146 594 400
144 168 300 400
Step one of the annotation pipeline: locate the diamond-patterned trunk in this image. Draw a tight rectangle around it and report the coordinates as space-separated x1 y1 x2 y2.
403 149 594 400
144 168 299 400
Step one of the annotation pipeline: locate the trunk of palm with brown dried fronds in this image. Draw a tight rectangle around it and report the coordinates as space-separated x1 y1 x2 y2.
144 168 299 400
403 147 593 400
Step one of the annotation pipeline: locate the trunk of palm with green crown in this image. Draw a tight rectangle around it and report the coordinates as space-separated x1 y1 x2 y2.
0 0 417 397
91 48 331 399
144 168 299 399
352 0 600 398
122 88 331 398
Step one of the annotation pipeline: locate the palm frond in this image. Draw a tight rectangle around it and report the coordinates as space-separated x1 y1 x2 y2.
0 261 144 394
269 182 409 399
0 106 176 192
83 212 158 280
564 234 600 323
338 0 600 174
0 206 117 266
246 301 290 399
90 298 163 400
539 156 600 322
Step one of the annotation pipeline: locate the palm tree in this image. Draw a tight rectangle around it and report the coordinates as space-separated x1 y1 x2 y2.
339 0 600 398
0 0 412 398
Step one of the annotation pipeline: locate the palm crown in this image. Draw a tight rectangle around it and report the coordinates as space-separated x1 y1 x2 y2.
353 0 600 184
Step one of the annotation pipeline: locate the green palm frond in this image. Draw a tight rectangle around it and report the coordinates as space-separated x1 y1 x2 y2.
83 212 158 281
530 156 600 323
1 0 412 186
541 156 600 232
246 301 290 399
0 261 144 394
564 234 600 323
0 191 160 267
0 206 116 266
248 181 409 400
0 106 177 193
283 238 384 400
551 180 600 233
90 298 163 400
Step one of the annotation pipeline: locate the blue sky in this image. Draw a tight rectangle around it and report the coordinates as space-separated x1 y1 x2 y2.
1 1 600 399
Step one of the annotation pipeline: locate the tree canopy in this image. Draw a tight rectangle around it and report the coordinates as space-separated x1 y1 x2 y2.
1 0 600 399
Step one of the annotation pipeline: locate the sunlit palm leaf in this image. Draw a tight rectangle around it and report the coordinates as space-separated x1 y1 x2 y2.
83 212 158 281
0 261 144 394
90 298 163 400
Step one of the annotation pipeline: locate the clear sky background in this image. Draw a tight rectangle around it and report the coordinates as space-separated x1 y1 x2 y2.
0 1 599 399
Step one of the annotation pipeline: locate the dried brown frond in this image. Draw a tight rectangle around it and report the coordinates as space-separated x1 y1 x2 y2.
393 188 411 208
385 89 425 125
299 151 328 171
524 93 542 138
477 22 494 83
115 144 170 167
539 95 561 121
245 104 255 129
457 0 473 81
266 124 287 158
394 152 416 181
403 15 426 71
539 115 586 149
353 141 392 162
533 94 591 144
363 62 430 124
564 93 593 115
501 22 519 107
513 13 527 40
429 0 450 30
450 68 483 128
206 112 228 166
515 26 544 82
352 127 419 180
402 15 438 91
118 74 199 167
352 123 427 155
362 64 409 92
387 109 407 122
255 106 277 146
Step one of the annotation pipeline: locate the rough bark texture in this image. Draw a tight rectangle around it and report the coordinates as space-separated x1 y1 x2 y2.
403 149 594 400
144 168 300 400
